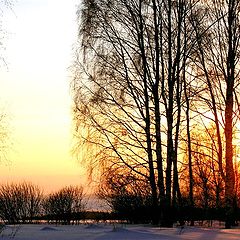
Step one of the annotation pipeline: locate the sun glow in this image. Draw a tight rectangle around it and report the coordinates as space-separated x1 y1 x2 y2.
0 0 87 193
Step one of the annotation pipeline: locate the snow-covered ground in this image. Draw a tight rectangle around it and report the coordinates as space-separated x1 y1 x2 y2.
1 223 240 239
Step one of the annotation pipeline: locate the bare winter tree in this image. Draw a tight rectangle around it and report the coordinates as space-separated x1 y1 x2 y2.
72 0 201 226
191 0 240 228
43 186 85 224
0 182 43 224
0 0 14 161
0 0 14 65
98 169 152 223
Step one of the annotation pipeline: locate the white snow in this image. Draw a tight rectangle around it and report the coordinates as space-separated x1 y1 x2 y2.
1 223 240 239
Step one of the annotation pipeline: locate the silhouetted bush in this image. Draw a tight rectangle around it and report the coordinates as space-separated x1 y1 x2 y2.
43 185 85 224
0 182 43 224
98 170 153 223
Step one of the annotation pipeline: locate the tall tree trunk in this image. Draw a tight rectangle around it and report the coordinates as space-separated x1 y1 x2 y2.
165 0 173 216
152 0 165 223
225 0 236 228
183 64 194 226
172 0 184 211
138 1 158 225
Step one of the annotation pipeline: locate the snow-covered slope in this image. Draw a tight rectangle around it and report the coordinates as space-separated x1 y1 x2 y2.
1 224 240 240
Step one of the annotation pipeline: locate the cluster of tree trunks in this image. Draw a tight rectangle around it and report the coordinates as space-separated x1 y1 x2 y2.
72 0 240 228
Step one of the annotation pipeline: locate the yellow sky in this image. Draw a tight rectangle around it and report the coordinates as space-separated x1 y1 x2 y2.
0 0 87 193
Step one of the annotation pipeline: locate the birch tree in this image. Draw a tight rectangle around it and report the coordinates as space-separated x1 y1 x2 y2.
72 0 198 225
191 0 240 228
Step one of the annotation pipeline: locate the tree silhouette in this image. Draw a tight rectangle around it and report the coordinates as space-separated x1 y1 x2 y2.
0 182 43 224
72 0 240 227
191 0 240 228
43 186 84 224
72 0 200 226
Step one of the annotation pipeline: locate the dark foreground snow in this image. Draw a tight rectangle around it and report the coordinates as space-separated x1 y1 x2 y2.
1 223 240 239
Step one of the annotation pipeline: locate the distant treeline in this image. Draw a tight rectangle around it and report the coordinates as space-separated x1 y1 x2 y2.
98 190 240 225
1 181 240 226
0 182 84 224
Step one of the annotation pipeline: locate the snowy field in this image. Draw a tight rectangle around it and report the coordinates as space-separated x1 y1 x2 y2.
1 223 240 240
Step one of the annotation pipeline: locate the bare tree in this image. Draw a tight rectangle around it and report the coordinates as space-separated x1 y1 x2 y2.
98 169 152 223
0 0 14 65
0 0 15 162
0 182 43 224
72 0 199 226
43 186 85 224
180 125 225 223
191 0 240 228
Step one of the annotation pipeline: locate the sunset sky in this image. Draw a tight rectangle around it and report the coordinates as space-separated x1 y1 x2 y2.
0 0 87 193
